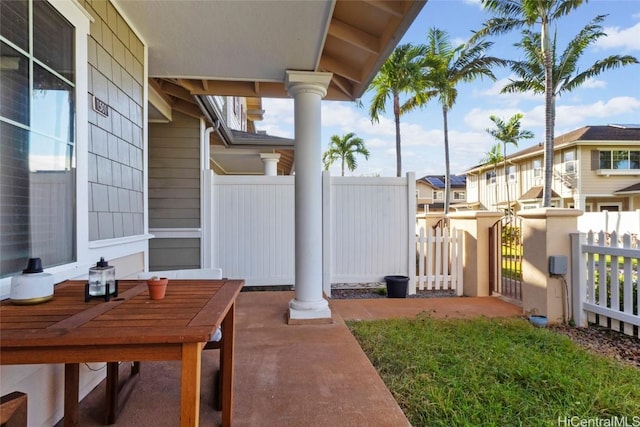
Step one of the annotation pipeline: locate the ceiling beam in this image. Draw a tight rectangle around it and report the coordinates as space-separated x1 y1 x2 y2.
328 18 380 54
320 55 362 83
171 99 204 119
187 80 290 98
161 80 197 103
327 74 353 99
363 0 405 17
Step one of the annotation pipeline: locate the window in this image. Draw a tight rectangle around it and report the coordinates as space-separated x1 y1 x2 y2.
486 171 496 185
599 150 640 170
433 190 443 200
1 1 76 278
453 191 466 200
563 150 576 173
533 159 542 178
507 165 516 182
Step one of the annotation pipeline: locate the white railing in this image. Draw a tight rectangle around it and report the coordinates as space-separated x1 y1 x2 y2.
414 226 463 296
571 231 640 338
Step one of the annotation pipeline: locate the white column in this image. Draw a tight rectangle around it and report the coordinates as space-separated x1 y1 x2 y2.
285 70 333 323
260 153 280 176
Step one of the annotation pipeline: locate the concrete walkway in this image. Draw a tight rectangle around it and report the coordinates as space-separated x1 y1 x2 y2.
68 292 521 426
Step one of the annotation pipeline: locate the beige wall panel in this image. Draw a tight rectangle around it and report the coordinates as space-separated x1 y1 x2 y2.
579 146 640 195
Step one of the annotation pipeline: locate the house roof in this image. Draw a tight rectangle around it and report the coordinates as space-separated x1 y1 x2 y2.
466 124 640 173
117 0 425 103
519 186 561 201
418 175 466 189
614 182 640 195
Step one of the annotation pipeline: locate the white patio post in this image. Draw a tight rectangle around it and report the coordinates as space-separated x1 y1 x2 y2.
259 153 280 176
285 70 333 323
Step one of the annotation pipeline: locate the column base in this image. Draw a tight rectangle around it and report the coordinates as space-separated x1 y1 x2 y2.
287 298 333 324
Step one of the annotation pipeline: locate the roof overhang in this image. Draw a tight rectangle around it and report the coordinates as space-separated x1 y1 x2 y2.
115 0 426 102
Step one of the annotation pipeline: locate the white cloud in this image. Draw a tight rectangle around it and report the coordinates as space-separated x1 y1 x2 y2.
555 96 640 126
581 78 607 89
596 22 640 51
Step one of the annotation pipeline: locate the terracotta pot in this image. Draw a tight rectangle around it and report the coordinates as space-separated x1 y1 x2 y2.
146 278 168 300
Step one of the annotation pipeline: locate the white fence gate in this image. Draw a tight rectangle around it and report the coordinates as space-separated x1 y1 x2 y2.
414 226 463 296
571 231 640 338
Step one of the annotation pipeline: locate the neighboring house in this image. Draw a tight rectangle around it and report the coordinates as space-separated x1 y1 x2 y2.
0 0 423 424
465 125 640 213
416 175 467 213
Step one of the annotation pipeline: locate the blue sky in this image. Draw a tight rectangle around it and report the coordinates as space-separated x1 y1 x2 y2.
259 0 640 178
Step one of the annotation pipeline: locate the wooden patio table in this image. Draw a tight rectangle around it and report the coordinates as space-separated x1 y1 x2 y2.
0 278 244 427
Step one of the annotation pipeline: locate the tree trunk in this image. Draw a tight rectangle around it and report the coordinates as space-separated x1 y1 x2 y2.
341 158 345 176
443 105 451 214
393 93 402 177
542 17 555 207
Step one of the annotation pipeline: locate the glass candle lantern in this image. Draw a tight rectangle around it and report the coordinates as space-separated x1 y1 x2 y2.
88 257 116 296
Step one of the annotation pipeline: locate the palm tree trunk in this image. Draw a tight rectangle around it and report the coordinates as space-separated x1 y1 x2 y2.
504 141 510 216
393 93 402 177
443 105 451 214
341 158 345 176
542 17 554 208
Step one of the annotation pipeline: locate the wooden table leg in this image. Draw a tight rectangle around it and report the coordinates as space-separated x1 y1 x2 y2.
180 343 202 427
220 303 235 427
64 363 80 427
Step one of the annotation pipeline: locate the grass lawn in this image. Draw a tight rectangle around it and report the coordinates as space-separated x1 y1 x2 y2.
348 315 640 427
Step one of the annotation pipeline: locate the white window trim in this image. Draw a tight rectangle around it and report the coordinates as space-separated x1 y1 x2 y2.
596 169 640 176
0 0 90 298
597 202 623 212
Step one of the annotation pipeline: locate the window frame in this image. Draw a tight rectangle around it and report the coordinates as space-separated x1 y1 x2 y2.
486 170 496 185
0 0 89 297
507 164 516 182
533 158 542 179
597 149 640 175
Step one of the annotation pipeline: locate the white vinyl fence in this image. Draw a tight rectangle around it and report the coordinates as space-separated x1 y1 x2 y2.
578 211 640 235
414 226 463 295
571 231 640 338
209 172 416 294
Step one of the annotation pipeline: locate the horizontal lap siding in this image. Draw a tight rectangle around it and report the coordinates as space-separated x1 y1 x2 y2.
149 112 201 270
149 238 200 271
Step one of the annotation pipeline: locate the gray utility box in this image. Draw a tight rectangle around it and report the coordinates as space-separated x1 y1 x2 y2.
548 255 567 275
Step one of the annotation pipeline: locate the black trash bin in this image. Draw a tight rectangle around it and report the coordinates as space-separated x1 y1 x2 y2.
384 275 409 298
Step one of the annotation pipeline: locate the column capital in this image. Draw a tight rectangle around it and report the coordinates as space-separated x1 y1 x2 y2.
285 70 333 98
259 153 281 161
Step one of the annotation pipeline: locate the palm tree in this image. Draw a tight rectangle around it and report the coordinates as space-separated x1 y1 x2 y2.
407 28 506 213
485 113 534 214
482 143 503 208
473 1 639 207
367 43 427 177
322 132 370 176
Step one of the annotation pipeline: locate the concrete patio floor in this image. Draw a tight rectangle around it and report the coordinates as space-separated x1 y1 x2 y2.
68 291 521 427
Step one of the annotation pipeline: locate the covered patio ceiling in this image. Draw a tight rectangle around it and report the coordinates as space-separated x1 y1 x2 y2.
115 0 426 102
116 0 425 175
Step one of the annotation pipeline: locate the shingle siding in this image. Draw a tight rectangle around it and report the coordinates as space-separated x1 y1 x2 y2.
82 0 145 241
